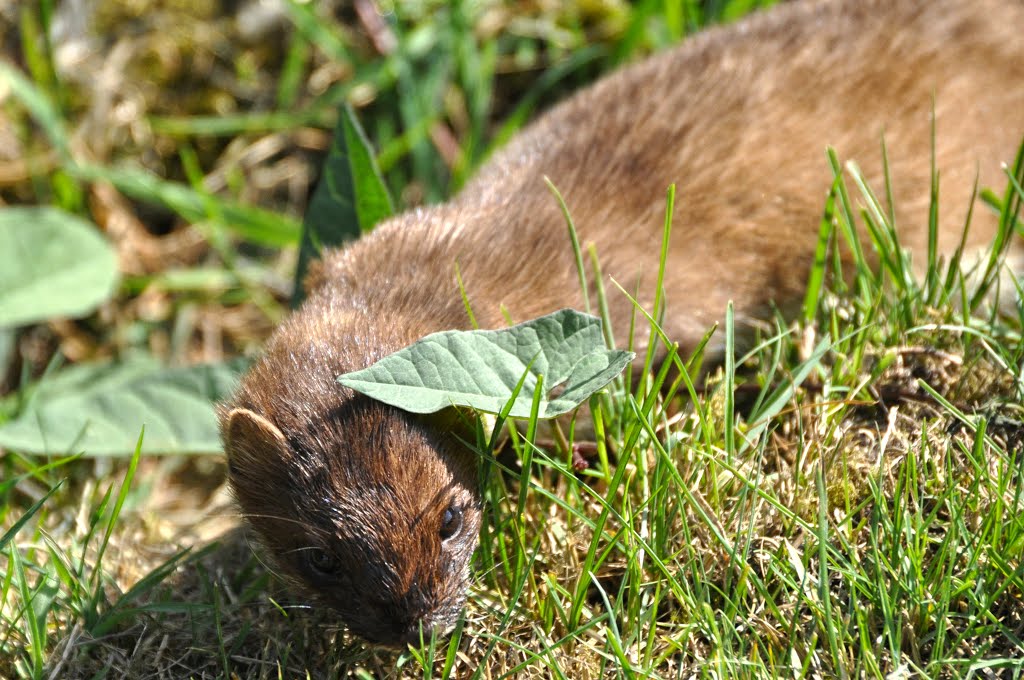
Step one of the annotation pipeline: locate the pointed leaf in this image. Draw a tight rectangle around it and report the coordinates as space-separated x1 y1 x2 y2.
293 104 394 305
338 309 633 419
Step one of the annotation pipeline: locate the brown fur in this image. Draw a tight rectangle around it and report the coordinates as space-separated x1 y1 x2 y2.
222 0 1024 646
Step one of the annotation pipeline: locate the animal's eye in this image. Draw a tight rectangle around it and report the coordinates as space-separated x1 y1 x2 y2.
304 548 340 577
439 504 463 541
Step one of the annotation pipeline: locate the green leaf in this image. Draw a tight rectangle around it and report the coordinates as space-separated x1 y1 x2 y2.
338 309 634 419
343 106 395 232
0 358 247 456
293 104 394 305
0 206 119 327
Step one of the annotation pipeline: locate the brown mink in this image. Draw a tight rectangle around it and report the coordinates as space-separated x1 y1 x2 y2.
221 0 1024 646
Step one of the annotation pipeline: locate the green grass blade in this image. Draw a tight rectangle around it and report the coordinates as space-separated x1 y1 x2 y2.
545 178 590 314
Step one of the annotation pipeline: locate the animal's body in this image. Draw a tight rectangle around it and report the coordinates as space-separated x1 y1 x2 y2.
221 0 1024 646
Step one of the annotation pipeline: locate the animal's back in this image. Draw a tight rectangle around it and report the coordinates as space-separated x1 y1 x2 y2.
295 0 1024 414
443 0 1024 351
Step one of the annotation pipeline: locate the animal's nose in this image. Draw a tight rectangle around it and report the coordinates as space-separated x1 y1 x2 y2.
363 615 433 648
359 601 433 648
397 621 433 647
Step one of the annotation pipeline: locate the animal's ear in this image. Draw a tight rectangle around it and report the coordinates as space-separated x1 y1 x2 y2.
222 407 291 473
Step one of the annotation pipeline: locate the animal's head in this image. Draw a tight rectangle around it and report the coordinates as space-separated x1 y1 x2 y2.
221 395 481 646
